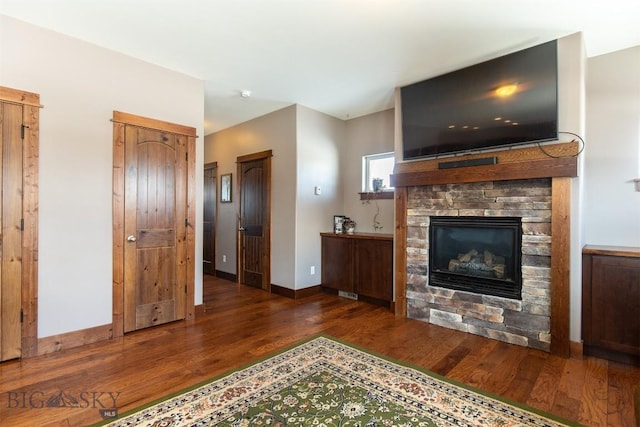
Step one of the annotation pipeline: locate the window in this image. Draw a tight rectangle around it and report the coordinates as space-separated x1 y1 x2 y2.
363 152 395 192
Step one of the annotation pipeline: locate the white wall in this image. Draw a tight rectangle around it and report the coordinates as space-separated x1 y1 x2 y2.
585 46 640 247
295 106 345 289
343 109 395 234
557 33 586 343
204 106 297 288
0 15 205 338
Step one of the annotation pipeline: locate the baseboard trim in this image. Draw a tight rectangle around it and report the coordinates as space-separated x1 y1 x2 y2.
195 304 206 317
37 323 114 356
271 284 322 299
584 344 639 366
570 340 583 359
214 270 237 282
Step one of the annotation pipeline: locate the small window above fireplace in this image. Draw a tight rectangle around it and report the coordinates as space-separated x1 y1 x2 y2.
429 216 522 299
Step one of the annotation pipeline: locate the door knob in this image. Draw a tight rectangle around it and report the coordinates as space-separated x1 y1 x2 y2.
238 226 245 231
127 235 137 242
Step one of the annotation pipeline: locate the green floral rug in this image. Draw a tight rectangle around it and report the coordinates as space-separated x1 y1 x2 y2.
97 335 579 426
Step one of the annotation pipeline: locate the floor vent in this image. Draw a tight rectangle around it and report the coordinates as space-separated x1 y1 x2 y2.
338 291 358 300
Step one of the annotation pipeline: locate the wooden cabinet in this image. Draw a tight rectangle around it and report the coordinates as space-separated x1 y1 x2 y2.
321 232 393 305
321 234 354 293
354 238 393 301
582 245 640 366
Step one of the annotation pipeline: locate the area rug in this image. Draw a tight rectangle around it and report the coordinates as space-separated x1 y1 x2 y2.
96 335 579 426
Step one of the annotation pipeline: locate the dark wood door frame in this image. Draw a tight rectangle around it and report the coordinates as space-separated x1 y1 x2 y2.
203 162 217 276
0 86 40 358
237 150 272 291
112 111 196 337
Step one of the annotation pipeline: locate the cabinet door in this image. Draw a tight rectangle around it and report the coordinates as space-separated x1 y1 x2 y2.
355 239 393 301
590 256 640 356
321 236 354 292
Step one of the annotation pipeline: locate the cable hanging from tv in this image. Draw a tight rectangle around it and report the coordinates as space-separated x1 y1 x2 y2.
536 131 585 158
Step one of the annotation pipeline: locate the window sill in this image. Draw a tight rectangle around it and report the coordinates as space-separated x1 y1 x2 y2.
359 191 394 201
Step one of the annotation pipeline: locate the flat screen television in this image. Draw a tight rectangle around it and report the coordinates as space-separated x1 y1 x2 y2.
401 40 558 160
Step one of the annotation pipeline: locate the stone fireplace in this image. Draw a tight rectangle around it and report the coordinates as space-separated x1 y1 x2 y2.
406 179 552 351
391 142 579 356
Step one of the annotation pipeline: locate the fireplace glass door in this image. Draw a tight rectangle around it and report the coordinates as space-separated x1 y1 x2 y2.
429 216 522 299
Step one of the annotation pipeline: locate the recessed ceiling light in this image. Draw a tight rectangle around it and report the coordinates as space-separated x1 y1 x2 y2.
495 83 518 97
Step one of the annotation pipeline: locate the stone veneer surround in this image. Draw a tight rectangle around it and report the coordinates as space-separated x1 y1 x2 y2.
405 178 553 351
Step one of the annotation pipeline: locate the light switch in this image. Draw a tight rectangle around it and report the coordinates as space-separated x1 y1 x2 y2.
314 186 321 195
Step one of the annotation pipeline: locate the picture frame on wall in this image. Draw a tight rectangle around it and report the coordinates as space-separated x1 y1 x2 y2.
220 173 232 203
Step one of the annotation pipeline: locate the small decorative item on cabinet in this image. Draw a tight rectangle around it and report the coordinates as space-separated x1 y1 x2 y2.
343 217 356 234
333 215 345 234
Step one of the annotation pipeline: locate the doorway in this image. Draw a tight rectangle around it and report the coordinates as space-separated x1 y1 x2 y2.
203 162 217 276
0 86 40 360
237 150 272 291
112 111 196 336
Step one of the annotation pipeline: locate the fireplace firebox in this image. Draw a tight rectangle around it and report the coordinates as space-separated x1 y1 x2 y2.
429 216 522 299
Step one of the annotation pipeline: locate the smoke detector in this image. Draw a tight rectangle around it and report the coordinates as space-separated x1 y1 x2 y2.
240 90 251 98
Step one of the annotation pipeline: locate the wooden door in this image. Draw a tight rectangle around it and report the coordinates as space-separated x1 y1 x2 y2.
0 101 23 361
113 111 196 334
124 126 186 332
0 87 39 359
237 151 271 290
203 163 217 276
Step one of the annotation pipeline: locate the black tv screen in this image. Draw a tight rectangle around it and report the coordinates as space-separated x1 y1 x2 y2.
401 40 558 160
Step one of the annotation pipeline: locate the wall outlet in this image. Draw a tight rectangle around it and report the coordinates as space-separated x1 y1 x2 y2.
222 255 227 263
310 266 315 275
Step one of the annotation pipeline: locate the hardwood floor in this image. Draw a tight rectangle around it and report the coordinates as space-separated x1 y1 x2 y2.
1 275 639 426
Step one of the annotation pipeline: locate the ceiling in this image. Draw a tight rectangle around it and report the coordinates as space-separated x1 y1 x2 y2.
1 0 639 135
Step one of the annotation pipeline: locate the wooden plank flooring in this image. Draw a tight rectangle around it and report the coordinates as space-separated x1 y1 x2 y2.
0 275 639 426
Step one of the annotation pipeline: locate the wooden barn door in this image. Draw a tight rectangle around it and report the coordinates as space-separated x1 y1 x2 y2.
113 112 196 334
0 87 39 360
0 100 23 360
237 150 271 291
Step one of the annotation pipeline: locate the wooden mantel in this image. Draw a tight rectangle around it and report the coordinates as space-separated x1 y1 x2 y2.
391 141 579 187
390 141 580 357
